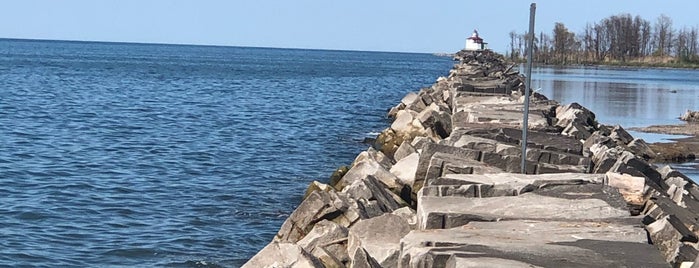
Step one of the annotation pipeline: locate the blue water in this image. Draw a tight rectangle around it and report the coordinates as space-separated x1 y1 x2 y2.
532 65 699 180
0 39 454 267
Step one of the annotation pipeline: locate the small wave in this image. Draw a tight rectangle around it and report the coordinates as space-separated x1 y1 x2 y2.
15 211 49 221
166 260 226 268
103 248 159 258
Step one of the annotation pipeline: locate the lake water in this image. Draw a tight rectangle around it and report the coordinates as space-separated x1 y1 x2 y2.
0 39 454 267
531 65 699 179
3 39 699 267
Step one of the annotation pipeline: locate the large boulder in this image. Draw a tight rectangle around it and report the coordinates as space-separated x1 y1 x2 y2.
680 110 699 122
336 156 403 195
276 189 360 243
242 242 323 268
555 102 596 129
342 175 403 218
393 140 418 162
399 220 667 268
389 152 420 188
351 147 394 171
298 220 350 267
348 214 411 268
609 125 634 145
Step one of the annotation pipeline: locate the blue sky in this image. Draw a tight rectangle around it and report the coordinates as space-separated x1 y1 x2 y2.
2 0 698 53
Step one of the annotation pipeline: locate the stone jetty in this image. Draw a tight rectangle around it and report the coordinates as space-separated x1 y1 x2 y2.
243 50 699 267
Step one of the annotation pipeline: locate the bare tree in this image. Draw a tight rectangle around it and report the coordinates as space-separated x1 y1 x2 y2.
653 14 674 57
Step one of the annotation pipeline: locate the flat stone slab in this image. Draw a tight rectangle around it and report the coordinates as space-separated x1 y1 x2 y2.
417 184 631 229
428 172 604 188
400 220 668 268
421 173 605 199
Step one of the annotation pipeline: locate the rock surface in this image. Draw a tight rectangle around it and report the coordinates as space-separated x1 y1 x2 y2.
244 50 694 267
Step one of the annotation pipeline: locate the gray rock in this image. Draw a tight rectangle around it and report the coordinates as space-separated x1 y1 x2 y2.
447 134 498 152
605 172 646 206
276 189 357 243
391 206 417 230
446 256 543 268
627 138 655 160
348 214 410 268
555 102 596 129
561 120 592 140
389 152 419 187
342 175 402 218
349 247 381 268
393 140 417 162
352 147 394 171
583 130 616 156
646 215 699 265
298 220 349 267
337 158 403 195
399 220 667 268
417 185 630 230
680 110 699 122
242 242 324 268
411 143 481 201
609 125 634 145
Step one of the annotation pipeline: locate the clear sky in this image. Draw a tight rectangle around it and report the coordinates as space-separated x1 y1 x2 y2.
2 0 698 54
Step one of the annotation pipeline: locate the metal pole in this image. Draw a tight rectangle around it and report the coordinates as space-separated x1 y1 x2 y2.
521 3 536 174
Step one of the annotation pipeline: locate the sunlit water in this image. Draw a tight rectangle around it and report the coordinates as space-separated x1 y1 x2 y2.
0 39 454 267
531 65 699 179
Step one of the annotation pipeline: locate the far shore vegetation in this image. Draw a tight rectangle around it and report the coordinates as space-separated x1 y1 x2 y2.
508 14 699 69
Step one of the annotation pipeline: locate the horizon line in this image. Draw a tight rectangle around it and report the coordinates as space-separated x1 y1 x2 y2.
0 36 454 55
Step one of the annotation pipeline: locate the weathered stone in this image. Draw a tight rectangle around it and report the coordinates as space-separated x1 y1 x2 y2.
562 120 592 140
329 166 350 189
352 147 394 171
555 102 596 129
304 180 334 200
610 151 669 192
412 143 481 200
591 145 622 174
242 242 324 268
628 138 655 160
391 206 417 230
605 172 646 207
400 92 419 107
336 158 403 194
342 175 402 218
610 125 634 145
417 185 630 230
646 215 699 265
535 162 588 174
393 140 417 162
680 110 699 122
348 214 410 268
310 247 346 268
298 220 349 267
659 165 692 181
276 189 356 243
583 130 616 156
417 103 452 139
445 256 543 268
349 247 381 268
389 152 419 187
448 134 498 152
400 220 667 268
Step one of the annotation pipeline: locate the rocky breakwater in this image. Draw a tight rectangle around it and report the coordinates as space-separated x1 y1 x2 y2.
243 50 699 267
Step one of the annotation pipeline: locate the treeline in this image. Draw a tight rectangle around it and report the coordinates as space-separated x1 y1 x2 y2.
508 14 699 66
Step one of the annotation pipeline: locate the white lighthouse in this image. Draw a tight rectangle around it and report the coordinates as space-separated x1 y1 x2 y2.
465 29 487 51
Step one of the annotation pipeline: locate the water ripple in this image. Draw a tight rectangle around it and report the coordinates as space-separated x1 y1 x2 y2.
0 39 453 267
